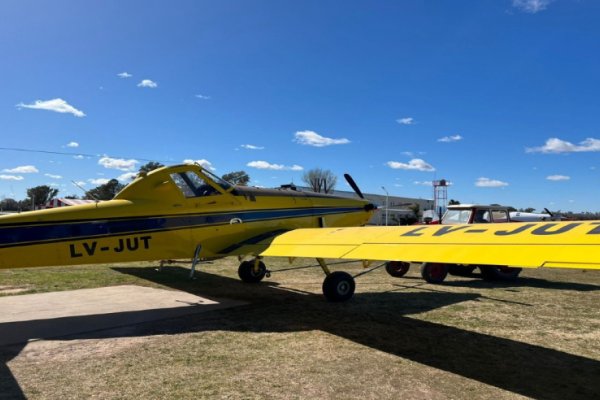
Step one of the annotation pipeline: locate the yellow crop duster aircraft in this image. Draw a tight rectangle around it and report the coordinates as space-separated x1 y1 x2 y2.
261 222 600 295
0 164 376 297
1 163 599 302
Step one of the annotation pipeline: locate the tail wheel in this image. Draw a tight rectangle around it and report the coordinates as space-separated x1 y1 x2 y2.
420 263 449 284
480 265 522 281
385 261 411 277
322 271 355 302
238 260 267 283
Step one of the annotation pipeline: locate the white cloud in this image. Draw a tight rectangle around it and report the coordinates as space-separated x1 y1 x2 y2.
294 130 350 147
241 144 265 150
117 72 133 78
183 159 215 171
98 156 138 171
44 173 62 179
513 0 551 14
0 174 23 181
73 181 87 187
546 175 570 181
117 172 138 182
397 117 415 125
16 98 85 117
88 178 110 185
195 94 211 100
475 177 509 187
137 79 158 88
387 159 435 172
413 181 432 186
3 165 38 173
73 155 85 160
66 141 79 148
526 137 600 154
247 161 303 171
438 134 463 143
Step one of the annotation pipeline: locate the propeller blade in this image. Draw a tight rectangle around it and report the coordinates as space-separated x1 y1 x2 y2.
544 208 554 217
344 173 364 199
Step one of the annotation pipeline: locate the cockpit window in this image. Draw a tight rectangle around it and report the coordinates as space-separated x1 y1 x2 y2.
202 168 233 191
170 171 220 198
442 209 471 225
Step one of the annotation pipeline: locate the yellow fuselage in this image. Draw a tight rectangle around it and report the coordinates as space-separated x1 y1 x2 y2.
0 165 375 269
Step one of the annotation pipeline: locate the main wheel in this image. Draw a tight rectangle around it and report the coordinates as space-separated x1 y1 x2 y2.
322 271 355 302
448 265 477 277
385 261 410 277
238 260 267 283
480 265 522 281
420 263 449 284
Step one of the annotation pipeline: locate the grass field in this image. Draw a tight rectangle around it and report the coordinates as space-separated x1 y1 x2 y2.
1 258 599 399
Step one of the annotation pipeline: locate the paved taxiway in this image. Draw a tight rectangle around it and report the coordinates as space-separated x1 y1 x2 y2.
0 285 243 346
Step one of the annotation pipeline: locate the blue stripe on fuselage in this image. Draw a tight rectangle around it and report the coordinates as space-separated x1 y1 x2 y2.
0 206 362 248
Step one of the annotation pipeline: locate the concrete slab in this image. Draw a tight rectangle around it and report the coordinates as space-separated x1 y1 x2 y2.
0 285 244 346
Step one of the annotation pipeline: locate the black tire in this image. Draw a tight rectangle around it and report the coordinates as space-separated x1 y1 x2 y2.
322 271 355 302
480 265 522 281
385 261 410 277
420 263 449 284
238 260 267 283
448 265 477 277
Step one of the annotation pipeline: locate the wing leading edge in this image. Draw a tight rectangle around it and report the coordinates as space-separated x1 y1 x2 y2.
259 222 600 270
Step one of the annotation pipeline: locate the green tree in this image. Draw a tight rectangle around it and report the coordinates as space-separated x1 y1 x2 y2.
408 203 420 218
302 168 337 193
26 185 59 209
138 161 164 175
85 179 124 200
448 199 460 205
222 170 250 185
18 199 32 211
0 198 19 211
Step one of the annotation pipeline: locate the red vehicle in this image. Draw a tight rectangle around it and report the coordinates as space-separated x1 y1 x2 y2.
385 204 522 283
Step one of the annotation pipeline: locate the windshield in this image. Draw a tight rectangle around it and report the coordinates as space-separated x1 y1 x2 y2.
170 171 220 198
442 209 472 225
200 168 232 191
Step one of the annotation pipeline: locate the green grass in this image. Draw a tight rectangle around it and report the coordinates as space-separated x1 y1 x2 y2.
1 259 600 399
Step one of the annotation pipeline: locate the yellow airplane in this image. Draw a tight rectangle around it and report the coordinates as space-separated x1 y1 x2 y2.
0 163 376 295
260 222 600 299
2 163 600 302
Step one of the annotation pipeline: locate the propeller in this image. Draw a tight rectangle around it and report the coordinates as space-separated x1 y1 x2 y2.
543 208 554 217
344 173 365 199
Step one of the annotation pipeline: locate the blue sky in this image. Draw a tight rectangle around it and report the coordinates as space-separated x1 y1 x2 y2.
1 0 600 212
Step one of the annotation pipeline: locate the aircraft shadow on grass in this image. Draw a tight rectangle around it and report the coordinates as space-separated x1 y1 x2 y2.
436 274 600 292
1 265 599 400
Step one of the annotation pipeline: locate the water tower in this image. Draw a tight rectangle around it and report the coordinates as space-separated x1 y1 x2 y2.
433 179 448 220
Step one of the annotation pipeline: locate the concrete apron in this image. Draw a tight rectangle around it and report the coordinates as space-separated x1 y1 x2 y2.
0 285 243 346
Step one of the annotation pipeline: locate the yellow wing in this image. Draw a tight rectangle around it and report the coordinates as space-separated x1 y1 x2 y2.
260 222 600 270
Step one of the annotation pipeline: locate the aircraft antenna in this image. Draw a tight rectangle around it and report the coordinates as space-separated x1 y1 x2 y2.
71 180 100 201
